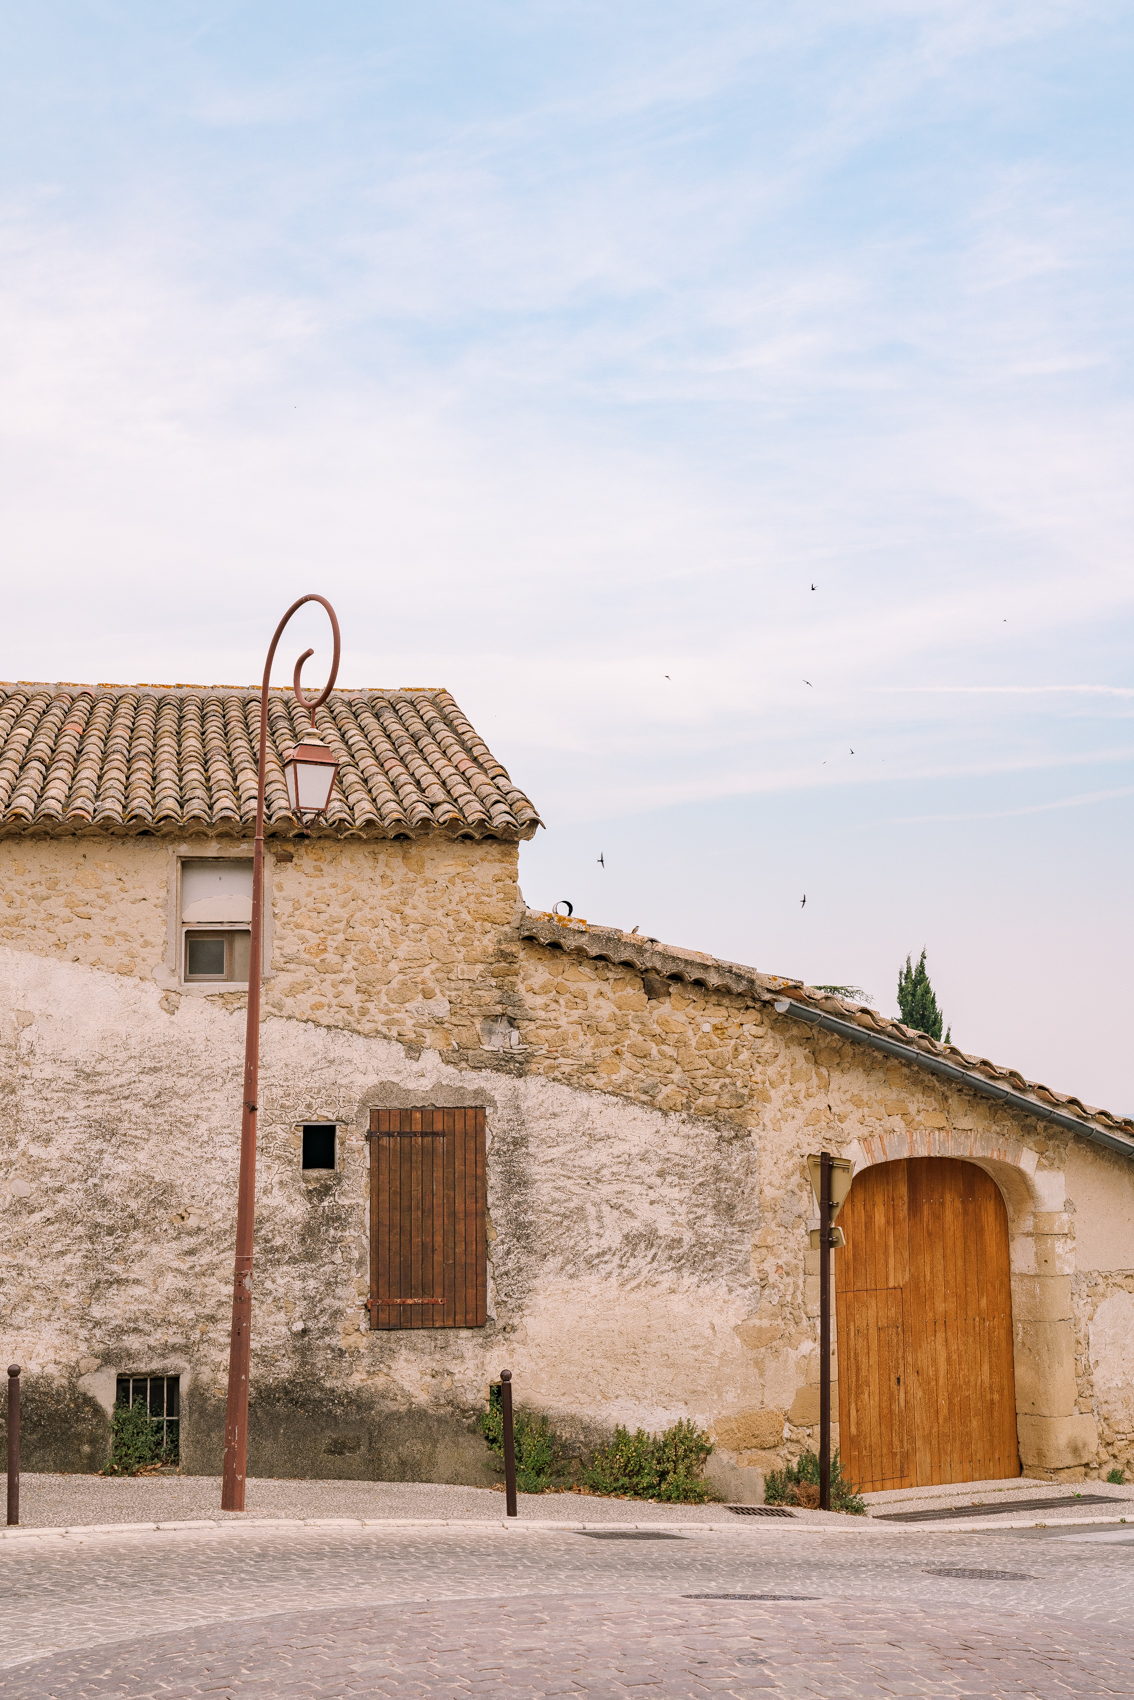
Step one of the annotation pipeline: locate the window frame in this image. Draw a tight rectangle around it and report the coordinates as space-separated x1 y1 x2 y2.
171 850 269 992
183 927 252 984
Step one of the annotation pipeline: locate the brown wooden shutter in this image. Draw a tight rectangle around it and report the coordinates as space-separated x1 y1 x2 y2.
367 1107 487 1330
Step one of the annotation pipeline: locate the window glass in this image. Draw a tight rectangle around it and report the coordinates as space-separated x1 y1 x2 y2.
186 934 226 979
181 860 253 924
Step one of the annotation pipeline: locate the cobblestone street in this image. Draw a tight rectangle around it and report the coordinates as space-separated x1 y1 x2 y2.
1 1516 1132 1696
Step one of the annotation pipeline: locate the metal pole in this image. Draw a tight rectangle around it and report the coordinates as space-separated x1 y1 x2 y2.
500 1369 517 1517
819 1150 832 1511
6 1365 19 1527
220 596 340 1513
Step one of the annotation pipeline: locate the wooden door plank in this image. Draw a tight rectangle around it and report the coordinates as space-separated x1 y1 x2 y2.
453 1108 469 1325
473 1107 487 1326
441 1107 457 1329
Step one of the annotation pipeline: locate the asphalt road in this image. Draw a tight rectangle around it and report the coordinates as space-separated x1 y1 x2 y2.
1 1516 1132 1696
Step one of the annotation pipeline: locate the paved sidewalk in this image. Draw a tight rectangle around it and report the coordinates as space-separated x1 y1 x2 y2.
1 1473 866 1530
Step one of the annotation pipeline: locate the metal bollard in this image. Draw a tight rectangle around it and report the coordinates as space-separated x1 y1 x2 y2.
500 1369 517 1518
6 1365 19 1527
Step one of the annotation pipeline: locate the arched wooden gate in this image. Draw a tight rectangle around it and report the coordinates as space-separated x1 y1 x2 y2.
835 1157 1020 1491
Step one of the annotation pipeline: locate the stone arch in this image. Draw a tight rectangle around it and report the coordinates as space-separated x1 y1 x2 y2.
840 1130 1094 1480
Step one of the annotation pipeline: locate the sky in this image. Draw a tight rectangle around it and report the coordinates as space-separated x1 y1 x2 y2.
1 2 1131 1112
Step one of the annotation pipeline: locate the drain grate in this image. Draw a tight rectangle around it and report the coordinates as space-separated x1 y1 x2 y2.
684 1593 817 1601
576 1530 685 1540
729 1505 796 1518
924 1568 1035 1581
876 1494 1120 1524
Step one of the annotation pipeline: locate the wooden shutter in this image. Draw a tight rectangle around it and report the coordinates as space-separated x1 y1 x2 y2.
367 1107 487 1330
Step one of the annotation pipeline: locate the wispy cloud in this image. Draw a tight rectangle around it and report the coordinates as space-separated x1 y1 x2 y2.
0 1 1131 1106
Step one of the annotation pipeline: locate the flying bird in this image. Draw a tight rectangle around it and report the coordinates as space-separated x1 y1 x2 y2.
597 852 605 868
800 894 807 908
811 583 816 590
850 748 855 754
665 674 670 679
803 679 812 687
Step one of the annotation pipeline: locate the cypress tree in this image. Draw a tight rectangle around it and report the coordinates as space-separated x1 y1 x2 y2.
896 949 944 1041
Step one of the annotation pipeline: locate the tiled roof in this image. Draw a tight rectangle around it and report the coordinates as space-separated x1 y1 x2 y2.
0 684 541 841
519 909 1134 1156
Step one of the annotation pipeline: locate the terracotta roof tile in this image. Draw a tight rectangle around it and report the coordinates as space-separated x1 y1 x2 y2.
0 683 541 842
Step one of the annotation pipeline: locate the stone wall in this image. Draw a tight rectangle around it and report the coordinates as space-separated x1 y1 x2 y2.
0 835 525 1066
0 838 1130 1494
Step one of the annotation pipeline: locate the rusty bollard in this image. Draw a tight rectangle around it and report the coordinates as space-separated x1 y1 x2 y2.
6 1365 19 1527
500 1369 517 1518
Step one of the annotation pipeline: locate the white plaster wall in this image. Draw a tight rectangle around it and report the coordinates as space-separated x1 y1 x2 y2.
0 945 768 1447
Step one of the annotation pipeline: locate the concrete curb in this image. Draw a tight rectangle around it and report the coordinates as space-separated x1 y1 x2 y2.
0 1514 877 1544
4 1509 1124 1543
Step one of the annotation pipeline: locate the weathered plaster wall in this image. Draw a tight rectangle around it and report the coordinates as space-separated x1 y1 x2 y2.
1 842 1130 1495
0 942 768 1485
1065 1144 1134 1482
512 942 1121 1487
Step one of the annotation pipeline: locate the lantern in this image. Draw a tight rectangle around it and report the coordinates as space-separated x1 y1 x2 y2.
283 732 338 817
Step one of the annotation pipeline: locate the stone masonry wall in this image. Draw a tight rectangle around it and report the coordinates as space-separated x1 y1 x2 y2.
0 835 525 1064
512 937 1116 1488
0 836 1128 1494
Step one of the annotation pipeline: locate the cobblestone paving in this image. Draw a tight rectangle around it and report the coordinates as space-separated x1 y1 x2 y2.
1 1521 1132 1696
3 1593 1134 1698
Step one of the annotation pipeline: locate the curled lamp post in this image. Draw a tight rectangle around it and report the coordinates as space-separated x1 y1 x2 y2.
220 595 341 1513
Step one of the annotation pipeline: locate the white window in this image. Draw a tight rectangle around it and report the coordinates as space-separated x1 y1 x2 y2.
181 860 253 984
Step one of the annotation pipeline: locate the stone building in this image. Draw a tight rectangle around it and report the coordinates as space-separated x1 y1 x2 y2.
1 679 1132 1500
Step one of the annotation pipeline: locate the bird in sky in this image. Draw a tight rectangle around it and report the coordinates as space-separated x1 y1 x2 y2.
850 748 855 754
800 894 807 908
597 852 605 867
803 679 812 686
811 583 816 590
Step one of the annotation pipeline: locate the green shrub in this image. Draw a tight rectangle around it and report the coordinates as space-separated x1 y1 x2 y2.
102 1399 170 1476
478 1387 573 1494
764 1449 866 1515
1107 1468 1127 1485
582 1420 718 1504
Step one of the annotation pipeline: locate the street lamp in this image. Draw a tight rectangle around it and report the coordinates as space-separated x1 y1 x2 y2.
220 594 341 1513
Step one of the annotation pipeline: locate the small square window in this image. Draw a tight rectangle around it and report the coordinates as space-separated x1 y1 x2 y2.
302 1124 337 1170
180 859 254 986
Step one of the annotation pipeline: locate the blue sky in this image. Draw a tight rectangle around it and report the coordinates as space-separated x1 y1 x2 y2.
2 3 1131 1110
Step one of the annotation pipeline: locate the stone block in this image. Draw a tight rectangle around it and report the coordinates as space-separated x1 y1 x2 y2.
1011 1275 1071 1323
788 1385 820 1425
704 1455 765 1504
1013 1318 1077 1416
734 1320 783 1351
736 1448 784 1472
712 1407 785 1451
1017 1412 1099 1470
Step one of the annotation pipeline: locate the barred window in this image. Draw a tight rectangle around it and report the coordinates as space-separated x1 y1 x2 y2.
116 1375 180 1459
